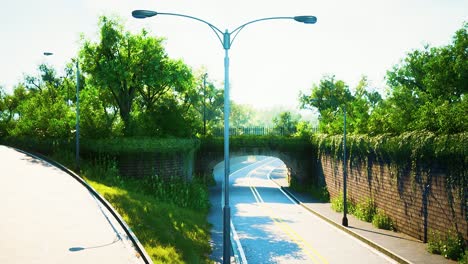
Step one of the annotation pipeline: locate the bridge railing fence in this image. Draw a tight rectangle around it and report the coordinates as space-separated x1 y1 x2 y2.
211 126 318 137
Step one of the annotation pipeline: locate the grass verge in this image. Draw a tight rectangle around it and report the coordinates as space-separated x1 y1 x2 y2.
86 179 212 263
51 151 213 263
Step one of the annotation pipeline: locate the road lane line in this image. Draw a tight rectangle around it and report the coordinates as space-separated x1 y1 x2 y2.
247 162 329 264
230 220 248 264
227 157 275 264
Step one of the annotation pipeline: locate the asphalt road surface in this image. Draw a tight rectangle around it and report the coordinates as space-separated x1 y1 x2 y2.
210 156 397 264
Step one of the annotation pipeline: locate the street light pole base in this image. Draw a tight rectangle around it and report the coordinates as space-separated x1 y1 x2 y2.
342 216 348 227
223 205 231 264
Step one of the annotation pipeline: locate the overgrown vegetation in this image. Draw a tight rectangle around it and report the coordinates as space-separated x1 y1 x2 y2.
372 210 394 231
331 195 395 231
330 193 355 214
290 177 330 202
427 229 466 261
354 198 376 222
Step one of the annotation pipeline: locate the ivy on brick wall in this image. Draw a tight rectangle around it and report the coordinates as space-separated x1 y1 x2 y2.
312 131 467 215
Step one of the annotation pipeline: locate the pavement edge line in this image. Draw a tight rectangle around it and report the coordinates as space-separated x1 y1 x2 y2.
230 220 247 264
279 186 412 264
11 147 153 264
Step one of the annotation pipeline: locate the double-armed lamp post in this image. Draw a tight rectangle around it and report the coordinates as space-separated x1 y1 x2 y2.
132 10 316 263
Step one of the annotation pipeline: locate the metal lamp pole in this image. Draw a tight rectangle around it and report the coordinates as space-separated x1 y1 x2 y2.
75 60 80 171
203 73 208 135
43 52 80 171
342 105 348 227
132 10 316 263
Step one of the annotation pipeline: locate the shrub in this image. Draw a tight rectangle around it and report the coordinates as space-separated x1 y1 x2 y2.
372 210 394 231
427 230 444 254
354 198 377 222
442 230 465 260
459 249 468 264
290 178 330 202
309 185 330 202
331 193 355 214
427 229 466 261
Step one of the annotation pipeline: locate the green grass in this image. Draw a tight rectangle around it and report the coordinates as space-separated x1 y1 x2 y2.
87 179 212 263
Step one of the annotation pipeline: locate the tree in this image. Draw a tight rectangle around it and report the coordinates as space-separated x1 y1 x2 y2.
273 111 300 136
371 23 467 134
230 103 256 127
7 65 74 139
300 75 352 134
80 16 194 135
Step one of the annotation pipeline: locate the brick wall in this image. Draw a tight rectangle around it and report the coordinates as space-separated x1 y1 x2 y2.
117 151 194 180
321 155 467 242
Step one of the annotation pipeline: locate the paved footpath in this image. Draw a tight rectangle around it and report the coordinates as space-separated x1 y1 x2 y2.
0 145 147 264
269 168 456 264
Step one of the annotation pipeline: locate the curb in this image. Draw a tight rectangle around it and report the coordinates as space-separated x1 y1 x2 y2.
279 186 412 264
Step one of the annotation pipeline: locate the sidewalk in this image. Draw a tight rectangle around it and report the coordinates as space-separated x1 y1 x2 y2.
0 146 147 264
270 173 455 264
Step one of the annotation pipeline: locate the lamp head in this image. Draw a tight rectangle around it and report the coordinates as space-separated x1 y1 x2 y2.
132 10 158 19
294 16 317 24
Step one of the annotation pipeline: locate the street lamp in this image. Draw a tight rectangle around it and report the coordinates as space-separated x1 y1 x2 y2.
132 10 316 263
309 99 348 226
203 73 208 136
43 52 80 171
342 105 348 227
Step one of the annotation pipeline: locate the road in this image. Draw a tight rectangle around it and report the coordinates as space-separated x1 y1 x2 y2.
0 146 146 264
210 156 397 264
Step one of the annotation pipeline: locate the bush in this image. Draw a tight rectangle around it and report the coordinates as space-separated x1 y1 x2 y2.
309 185 330 202
372 210 394 231
427 230 444 254
459 250 468 264
290 178 330 202
354 198 376 222
442 230 465 260
427 229 466 261
331 193 355 214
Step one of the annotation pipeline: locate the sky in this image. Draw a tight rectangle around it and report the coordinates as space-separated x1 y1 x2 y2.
0 0 466 110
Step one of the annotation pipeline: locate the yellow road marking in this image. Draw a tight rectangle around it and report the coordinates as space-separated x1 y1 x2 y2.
247 161 329 264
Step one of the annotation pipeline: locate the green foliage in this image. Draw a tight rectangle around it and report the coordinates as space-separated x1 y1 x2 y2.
459 250 468 264
80 16 196 136
82 137 199 154
290 178 329 202
372 210 394 231
330 193 355 214
313 132 467 198
300 75 380 135
141 174 210 211
87 179 211 263
273 111 300 136
370 23 467 134
427 230 444 254
301 24 467 136
428 229 466 261
354 198 376 222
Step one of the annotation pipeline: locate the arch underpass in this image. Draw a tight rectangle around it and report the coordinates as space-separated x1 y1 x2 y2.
195 137 320 185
